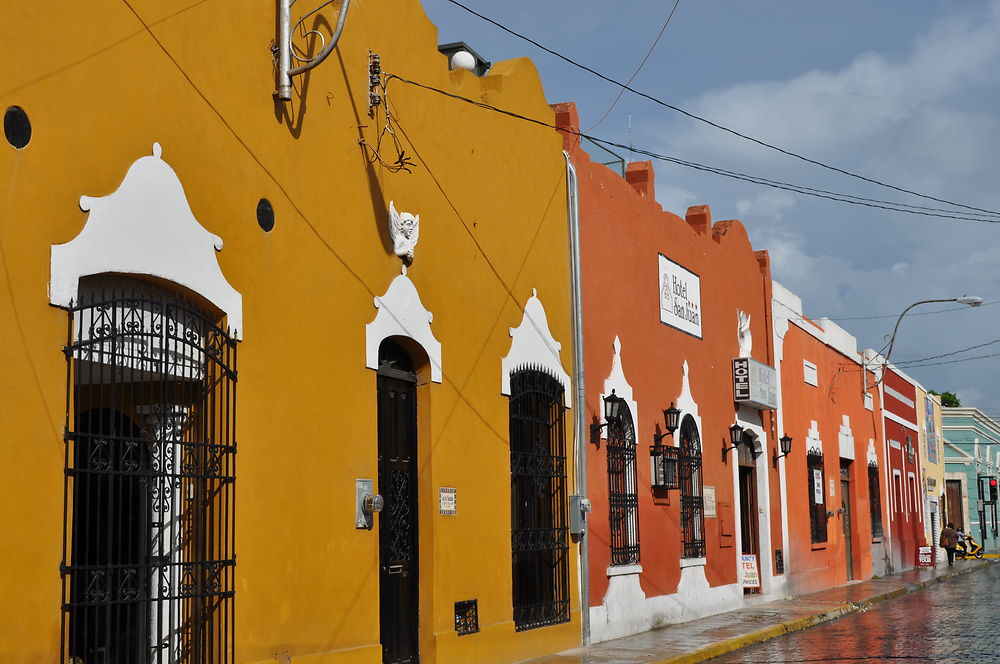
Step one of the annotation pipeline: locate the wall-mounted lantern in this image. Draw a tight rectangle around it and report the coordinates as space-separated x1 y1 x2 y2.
773 434 793 469
723 422 744 462
590 389 625 445
905 438 915 463
650 402 681 490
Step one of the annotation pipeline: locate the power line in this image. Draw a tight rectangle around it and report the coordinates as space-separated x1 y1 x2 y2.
442 0 1000 219
384 74 1000 223
585 0 681 133
895 336 1000 367
779 300 1000 323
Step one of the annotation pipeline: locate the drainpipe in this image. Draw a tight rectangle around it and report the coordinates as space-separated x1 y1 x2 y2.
565 151 590 645
275 0 352 101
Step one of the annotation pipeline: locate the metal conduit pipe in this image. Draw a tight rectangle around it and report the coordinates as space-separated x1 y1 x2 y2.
275 0 352 100
564 151 591 645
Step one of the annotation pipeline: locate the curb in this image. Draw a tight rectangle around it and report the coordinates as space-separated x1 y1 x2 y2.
652 560 993 664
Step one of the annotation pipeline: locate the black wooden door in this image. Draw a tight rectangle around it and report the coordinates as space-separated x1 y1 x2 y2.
378 368 419 664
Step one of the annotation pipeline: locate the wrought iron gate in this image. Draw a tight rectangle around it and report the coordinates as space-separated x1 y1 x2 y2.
607 405 639 566
678 416 705 559
61 288 237 664
509 370 569 631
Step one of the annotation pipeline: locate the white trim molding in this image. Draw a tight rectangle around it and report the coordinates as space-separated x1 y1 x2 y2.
501 289 572 407
50 142 243 337
366 268 443 383
600 336 638 441
838 415 855 460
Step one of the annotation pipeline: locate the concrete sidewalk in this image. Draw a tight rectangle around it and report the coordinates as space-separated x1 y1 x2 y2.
522 559 994 664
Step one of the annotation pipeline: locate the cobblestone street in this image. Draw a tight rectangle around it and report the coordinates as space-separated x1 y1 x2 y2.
712 564 1000 664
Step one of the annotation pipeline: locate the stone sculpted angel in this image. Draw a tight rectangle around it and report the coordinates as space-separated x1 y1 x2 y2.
737 309 752 358
388 200 419 264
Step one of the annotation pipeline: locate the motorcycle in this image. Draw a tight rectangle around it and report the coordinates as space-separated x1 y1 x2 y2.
955 534 985 559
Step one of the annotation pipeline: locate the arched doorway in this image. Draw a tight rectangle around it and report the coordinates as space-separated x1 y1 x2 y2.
62 279 237 663
377 338 420 664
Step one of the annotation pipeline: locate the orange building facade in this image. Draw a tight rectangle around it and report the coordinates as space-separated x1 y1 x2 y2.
771 283 888 595
555 103 785 642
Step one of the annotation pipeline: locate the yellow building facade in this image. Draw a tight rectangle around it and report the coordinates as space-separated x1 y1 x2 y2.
0 1 581 662
916 388 945 554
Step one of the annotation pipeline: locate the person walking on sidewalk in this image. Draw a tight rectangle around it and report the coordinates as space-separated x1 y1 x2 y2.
941 522 959 566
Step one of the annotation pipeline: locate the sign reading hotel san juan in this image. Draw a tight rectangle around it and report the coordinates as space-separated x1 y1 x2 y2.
658 254 702 338
732 357 778 410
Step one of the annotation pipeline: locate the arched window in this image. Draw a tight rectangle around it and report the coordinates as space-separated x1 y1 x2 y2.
509 369 569 631
607 403 640 566
62 280 237 663
678 415 705 559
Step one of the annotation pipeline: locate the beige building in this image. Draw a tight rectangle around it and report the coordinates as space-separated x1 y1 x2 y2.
916 389 945 559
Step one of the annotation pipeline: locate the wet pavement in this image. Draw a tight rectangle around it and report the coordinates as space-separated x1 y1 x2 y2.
711 563 1000 664
520 560 994 664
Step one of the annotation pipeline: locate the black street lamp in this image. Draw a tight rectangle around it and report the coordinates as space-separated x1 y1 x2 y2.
590 389 625 445
723 422 744 462
773 433 793 468
650 402 682 490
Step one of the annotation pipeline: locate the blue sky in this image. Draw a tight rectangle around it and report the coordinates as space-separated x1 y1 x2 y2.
420 0 1000 414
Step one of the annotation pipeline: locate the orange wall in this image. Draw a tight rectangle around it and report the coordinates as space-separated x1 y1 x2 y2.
554 103 780 605
779 323 885 595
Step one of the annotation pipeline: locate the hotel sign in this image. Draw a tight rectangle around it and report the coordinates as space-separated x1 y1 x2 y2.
732 357 778 410
658 254 702 338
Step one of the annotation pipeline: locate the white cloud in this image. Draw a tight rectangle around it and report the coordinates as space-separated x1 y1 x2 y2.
736 190 796 222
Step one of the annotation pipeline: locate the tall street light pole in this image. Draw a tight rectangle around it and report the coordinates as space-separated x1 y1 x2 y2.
867 295 983 390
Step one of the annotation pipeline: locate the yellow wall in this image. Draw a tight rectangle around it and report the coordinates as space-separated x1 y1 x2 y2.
0 1 579 661
916 388 945 545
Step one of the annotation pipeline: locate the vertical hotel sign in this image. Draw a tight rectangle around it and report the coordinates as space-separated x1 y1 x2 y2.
658 254 702 338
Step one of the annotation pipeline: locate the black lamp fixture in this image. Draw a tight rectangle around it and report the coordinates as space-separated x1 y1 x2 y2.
590 390 625 446
904 438 915 463
773 434 793 468
650 402 682 490
723 422 744 462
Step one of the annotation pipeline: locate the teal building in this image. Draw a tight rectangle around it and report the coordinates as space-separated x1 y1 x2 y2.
942 407 1000 551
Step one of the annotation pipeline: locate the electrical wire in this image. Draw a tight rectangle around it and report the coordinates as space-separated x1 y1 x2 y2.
894 336 1000 367
441 0 1000 219
777 300 1000 324
585 0 681 133
384 73 1000 223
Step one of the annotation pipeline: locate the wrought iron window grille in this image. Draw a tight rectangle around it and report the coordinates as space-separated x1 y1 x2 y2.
60 286 237 664
807 450 828 544
454 600 479 636
867 461 884 538
509 370 570 632
607 406 640 567
678 416 705 559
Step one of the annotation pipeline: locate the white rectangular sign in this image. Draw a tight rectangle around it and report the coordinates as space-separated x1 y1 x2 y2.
658 254 702 338
703 486 717 518
439 487 457 515
813 470 823 504
740 554 761 589
732 357 778 410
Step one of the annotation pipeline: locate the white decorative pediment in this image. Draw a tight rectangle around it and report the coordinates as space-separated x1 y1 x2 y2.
867 439 878 465
838 415 855 460
806 420 822 455
673 360 703 444
50 142 243 338
366 268 442 383
501 289 571 408
600 337 638 441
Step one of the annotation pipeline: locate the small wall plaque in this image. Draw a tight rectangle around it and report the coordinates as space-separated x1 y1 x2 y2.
439 487 457 515
703 486 717 517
